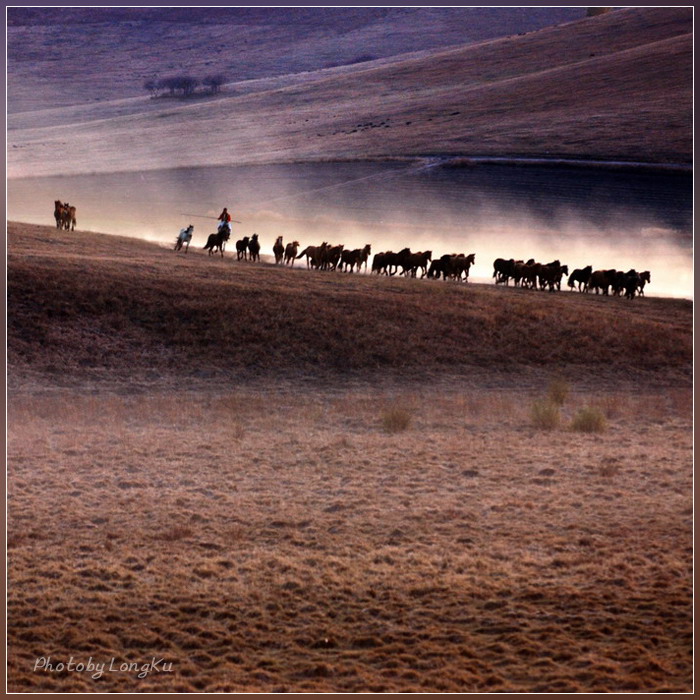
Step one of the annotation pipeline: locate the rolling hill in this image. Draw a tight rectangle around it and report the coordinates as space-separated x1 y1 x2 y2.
7 7 586 113
8 222 692 388
7 6 692 178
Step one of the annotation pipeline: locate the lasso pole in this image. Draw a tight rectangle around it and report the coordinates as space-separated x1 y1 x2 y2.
180 213 242 223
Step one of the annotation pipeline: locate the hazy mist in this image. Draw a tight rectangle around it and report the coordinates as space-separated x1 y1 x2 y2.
8 162 692 298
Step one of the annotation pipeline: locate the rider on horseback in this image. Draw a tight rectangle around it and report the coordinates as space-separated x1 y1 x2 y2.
218 207 232 235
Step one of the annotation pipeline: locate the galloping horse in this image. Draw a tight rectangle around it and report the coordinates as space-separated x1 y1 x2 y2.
273 236 284 264
340 244 372 273
248 234 261 262
174 225 194 252
284 241 300 266
567 265 593 292
236 236 250 260
637 270 651 296
203 228 230 257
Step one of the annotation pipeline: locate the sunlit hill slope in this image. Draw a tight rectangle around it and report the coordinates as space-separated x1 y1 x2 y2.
7 7 692 177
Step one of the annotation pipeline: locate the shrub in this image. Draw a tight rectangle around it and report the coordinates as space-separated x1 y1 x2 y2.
547 378 570 406
203 74 226 94
143 78 160 98
571 406 607 433
157 75 199 97
530 400 560 430
381 406 412 433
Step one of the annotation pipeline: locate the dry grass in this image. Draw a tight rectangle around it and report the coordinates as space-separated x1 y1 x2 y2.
7 382 693 692
6 223 693 692
570 406 608 434
7 223 693 386
530 399 561 431
380 405 413 433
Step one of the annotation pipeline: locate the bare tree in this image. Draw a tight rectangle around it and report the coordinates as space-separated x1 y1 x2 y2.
143 78 160 98
203 74 226 94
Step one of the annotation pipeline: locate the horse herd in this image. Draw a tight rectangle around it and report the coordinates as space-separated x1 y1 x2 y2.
173 227 651 298
53 200 77 232
493 258 651 299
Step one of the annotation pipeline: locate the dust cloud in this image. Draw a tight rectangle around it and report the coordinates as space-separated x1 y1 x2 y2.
7 162 692 298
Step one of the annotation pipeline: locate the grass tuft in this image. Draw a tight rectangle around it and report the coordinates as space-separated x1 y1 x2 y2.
571 406 607 433
530 400 560 430
381 406 412 433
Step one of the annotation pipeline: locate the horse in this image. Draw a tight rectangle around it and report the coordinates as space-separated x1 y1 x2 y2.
538 261 568 292
567 265 592 292
203 228 230 257
493 258 516 285
637 270 651 296
623 270 641 300
610 270 627 296
358 244 372 272
236 236 250 260
455 252 476 282
248 233 261 262
297 242 329 269
273 236 284 264
404 250 432 278
588 269 616 295
442 252 475 282
174 225 194 252
284 241 300 266
427 259 445 279
54 200 76 231
339 244 372 273
54 200 64 229
384 248 412 276
372 251 390 275
63 204 77 231
322 244 344 271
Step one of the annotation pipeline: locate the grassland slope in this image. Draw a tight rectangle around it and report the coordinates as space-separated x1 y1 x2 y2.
7 7 585 113
8 223 692 388
7 7 692 177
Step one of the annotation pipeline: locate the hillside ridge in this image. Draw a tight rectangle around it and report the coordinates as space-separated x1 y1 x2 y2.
7 6 692 178
8 223 692 389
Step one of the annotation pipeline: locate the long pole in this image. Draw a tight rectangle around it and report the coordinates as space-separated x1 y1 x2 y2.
180 213 242 223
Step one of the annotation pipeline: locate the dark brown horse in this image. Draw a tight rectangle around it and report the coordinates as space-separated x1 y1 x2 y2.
296 242 329 269
339 244 372 273
204 229 230 257
248 234 261 262
637 270 651 296
567 265 592 292
54 200 64 229
273 236 284 264
236 236 250 260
